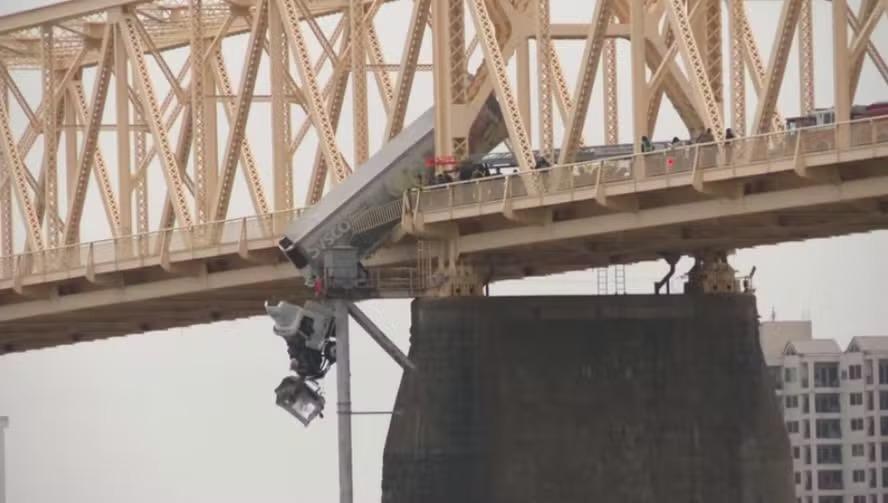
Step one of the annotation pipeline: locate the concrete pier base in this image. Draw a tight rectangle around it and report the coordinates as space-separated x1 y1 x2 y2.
380 295 793 503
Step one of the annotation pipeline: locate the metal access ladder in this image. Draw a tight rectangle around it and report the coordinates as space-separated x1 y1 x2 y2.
596 265 627 295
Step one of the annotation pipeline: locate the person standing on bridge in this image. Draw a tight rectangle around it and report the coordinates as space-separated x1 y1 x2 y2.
696 128 716 167
725 128 736 163
641 136 654 153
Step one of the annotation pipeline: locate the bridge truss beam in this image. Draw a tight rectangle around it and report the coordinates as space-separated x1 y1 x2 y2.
0 0 884 334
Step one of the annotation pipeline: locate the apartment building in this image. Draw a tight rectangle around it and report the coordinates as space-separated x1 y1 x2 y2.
761 320 888 503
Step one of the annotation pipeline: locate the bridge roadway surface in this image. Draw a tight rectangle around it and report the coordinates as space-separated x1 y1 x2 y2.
1 117 887 354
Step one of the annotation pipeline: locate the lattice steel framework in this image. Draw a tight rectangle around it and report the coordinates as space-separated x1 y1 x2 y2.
0 0 885 260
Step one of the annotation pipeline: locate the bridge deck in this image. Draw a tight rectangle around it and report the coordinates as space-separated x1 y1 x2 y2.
406 116 888 264
1 117 888 353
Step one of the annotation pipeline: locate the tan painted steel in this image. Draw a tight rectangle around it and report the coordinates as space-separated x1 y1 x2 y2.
0 0 886 353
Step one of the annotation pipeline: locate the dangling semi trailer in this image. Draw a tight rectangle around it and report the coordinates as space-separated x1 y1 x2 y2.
267 95 508 425
277 96 507 285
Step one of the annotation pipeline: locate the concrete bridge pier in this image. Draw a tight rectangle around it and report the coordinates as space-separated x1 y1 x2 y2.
380 294 793 503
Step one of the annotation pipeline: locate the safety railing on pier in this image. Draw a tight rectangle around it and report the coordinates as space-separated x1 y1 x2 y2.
365 266 428 298
409 116 888 216
0 208 304 284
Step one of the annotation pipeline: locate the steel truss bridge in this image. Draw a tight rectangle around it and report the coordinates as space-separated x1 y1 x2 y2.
0 0 886 352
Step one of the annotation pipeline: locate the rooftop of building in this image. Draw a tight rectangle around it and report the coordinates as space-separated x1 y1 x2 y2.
784 339 843 356
760 321 888 362
761 320 813 364
846 336 888 354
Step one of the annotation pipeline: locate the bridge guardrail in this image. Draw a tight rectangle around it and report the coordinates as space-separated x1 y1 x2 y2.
412 116 888 214
0 208 305 283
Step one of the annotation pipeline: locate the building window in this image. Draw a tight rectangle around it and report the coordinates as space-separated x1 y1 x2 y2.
853 444 865 456
882 467 888 487
793 446 801 459
786 395 799 408
816 444 842 464
795 471 801 484
852 418 865 431
786 421 799 433
868 391 874 411
815 393 841 413
817 498 842 503
880 391 888 410
802 394 810 413
879 360 888 385
849 364 863 379
786 367 797 383
852 470 865 483
881 442 888 461
814 362 840 387
881 417 888 436
853 496 867 503
817 469 844 490
815 419 842 439
851 392 864 406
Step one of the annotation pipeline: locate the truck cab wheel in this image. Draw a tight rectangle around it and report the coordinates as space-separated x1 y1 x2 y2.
324 341 337 363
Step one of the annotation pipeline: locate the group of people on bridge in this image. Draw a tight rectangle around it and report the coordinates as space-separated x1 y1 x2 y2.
641 127 737 153
420 127 739 188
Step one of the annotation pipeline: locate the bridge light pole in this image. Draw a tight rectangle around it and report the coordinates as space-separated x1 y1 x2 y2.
335 300 354 503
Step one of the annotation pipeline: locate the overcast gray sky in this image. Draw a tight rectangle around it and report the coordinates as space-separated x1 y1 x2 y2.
0 1 886 502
